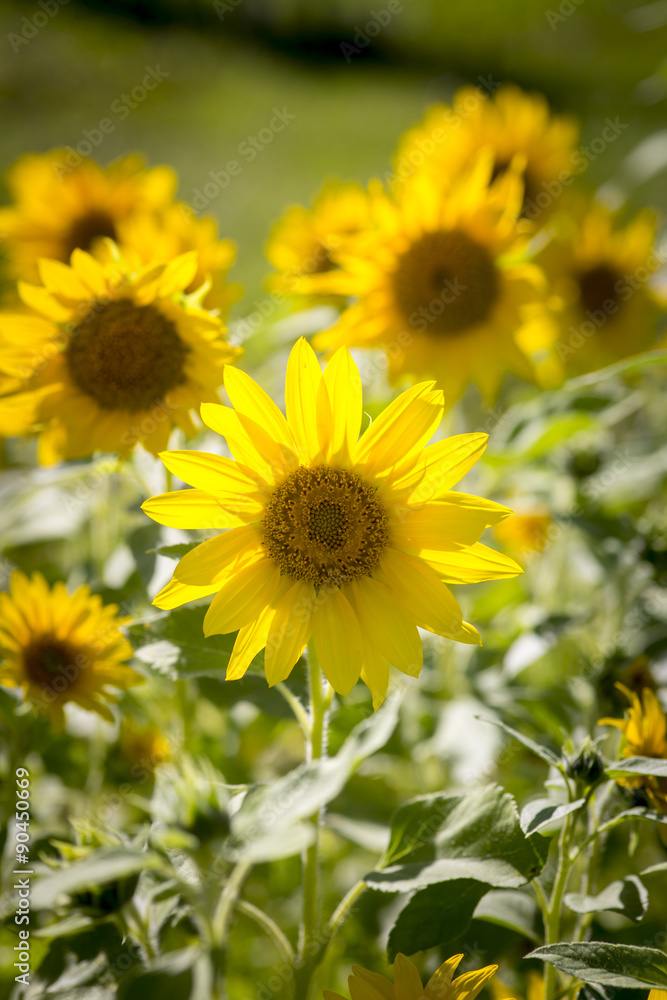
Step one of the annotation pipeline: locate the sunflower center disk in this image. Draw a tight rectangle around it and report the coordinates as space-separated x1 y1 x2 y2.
66 298 189 412
262 466 390 588
64 209 118 258
23 636 78 686
393 229 499 334
578 264 621 316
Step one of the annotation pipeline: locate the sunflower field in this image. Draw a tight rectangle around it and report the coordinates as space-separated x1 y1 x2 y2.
1 2 667 999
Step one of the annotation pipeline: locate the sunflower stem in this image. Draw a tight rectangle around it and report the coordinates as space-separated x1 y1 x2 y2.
295 639 331 1000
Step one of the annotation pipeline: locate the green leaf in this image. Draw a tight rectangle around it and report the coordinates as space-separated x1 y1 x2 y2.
152 542 201 560
387 879 488 961
564 876 649 922
606 756 667 778
527 943 667 989
382 792 463 866
521 798 586 836
476 716 561 767
32 848 161 909
130 605 242 679
230 694 400 861
367 784 549 892
473 889 542 943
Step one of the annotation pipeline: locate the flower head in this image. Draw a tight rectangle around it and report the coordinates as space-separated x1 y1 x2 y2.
0 243 240 461
395 84 579 219
324 952 499 1000
311 155 554 405
536 200 664 377
599 684 667 812
0 570 140 727
143 338 521 707
266 181 372 299
0 151 175 285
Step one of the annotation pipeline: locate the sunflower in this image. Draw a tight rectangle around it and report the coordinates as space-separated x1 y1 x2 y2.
143 338 521 707
109 204 242 315
599 684 667 813
0 570 140 726
312 155 554 406
0 151 176 286
0 243 241 462
495 511 551 555
119 719 171 776
536 200 665 376
266 181 372 299
324 952 500 1000
394 84 579 219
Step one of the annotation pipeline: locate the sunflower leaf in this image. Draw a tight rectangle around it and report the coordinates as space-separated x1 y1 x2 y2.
387 879 488 960
526 943 667 989
368 784 549 892
606 756 667 778
564 876 649 922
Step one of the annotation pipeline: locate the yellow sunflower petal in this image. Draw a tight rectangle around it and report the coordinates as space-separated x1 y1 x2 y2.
203 557 280 636
226 602 280 681
223 364 297 457
285 337 325 463
264 581 313 686
396 495 511 550
142 489 245 530
394 953 424 1000
423 543 523 584
425 954 465 998
18 281 72 321
312 587 363 696
355 382 444 477
392 433 489 499
449 965 499 1000
157 251 199 297
37 258 90 299
350 576 422 678
349 969 393 1000
322 345 363 463
152 577 221 610
379 548 463 637
174 524 262 586
159 450 265 495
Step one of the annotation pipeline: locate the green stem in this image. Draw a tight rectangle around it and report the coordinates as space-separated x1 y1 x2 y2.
276 681 310 737
295 640 332 1000
544 813 574 1000
236 900 295 964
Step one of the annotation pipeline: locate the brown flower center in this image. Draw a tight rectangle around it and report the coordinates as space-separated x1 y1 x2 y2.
393 229 499 335
64 210 118 259
23 636 81 689
578 264 622 317
262 465 389 588
66 298 189 411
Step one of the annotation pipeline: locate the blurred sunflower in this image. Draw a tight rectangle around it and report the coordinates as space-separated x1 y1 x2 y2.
0 570 139 727
0 151 176 286
324 952 499 1000
599 684 667 812
110 204 242 315
143 338 521 707
537 201 665 376
266 181 372 298
312 155 554 405
395 84 579 218
495 511 551 555
119 719 170 776
0 243 240 462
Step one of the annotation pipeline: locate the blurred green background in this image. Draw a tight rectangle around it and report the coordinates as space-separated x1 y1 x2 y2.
1 0 665 308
